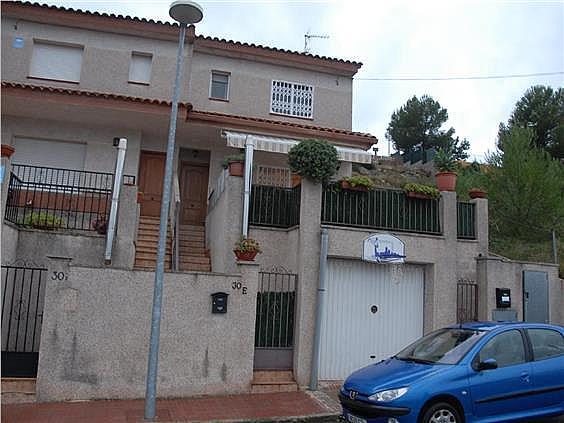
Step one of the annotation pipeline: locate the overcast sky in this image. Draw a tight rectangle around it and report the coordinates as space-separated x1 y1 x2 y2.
50 0 563 160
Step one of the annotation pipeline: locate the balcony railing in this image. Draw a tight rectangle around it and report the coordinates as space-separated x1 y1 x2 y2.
4 164 135 232
322 185 441 235
249 184 301 228
457 202 476 239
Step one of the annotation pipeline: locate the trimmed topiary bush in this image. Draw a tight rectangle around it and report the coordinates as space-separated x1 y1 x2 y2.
287 139 339 184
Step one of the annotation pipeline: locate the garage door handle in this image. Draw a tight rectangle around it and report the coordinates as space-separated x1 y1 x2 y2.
370 355 376 359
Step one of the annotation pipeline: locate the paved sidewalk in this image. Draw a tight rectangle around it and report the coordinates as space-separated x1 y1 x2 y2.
1 391 340 423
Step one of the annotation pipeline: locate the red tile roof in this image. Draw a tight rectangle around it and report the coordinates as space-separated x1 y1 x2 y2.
3 1 362 74
2 81 376 148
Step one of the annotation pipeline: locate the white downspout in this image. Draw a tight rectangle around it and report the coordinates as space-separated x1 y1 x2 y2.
104 137 127 264
242 135 254 238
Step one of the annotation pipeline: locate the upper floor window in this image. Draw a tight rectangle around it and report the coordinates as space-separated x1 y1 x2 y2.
271 80 314 119
129 52 152 85
29 40 83 83
209 71 230 101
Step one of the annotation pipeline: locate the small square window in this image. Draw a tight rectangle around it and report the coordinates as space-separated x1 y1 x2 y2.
129 52 152 85
210 71 230 100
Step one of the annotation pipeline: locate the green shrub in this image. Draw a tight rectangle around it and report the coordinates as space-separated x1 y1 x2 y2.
341 175 375 189
433 147 458 172
23 212 64 229
288 139 339 183
403 183 440 199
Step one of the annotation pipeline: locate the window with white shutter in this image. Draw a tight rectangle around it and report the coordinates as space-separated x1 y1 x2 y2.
129 52 152 85
270 80 314 119
29 40 83 83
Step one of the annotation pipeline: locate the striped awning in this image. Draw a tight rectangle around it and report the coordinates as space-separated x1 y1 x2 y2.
222 130 372 164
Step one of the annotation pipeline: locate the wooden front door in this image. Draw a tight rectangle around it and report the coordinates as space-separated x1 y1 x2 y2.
180 162 209 225
139 151 166 217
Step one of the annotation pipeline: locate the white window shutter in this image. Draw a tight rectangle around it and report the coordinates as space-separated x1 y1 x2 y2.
29 41 83 83
129 53 152 84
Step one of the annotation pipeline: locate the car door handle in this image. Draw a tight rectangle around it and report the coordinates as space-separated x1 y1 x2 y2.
520 372 530 383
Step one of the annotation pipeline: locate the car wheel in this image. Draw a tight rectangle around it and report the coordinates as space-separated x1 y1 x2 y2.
421 402 462 423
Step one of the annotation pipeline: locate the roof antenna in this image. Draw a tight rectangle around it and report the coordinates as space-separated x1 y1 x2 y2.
304 31 329 54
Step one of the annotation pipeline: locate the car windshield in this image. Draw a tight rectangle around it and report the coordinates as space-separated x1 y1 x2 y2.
395 328 486 365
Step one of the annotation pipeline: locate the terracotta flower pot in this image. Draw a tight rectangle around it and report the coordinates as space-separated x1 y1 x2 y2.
228 161 244 177
469 188 487 199
340 180 368 192
406 191 432 200
435 172 457 192
234 250 258 261
1 144 16 158
291 173 301 187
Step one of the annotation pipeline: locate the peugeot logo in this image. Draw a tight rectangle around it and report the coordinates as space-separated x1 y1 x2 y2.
349 390 358 400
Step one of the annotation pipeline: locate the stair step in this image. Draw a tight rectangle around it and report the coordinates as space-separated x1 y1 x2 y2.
135 252 172 261
252 370 294 384
179 264 212 272
179 242 206 250
250 383 298 394
179 256 211 265
179 225 205 232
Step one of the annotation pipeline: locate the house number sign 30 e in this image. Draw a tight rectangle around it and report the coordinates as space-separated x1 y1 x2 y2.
231 280 247 295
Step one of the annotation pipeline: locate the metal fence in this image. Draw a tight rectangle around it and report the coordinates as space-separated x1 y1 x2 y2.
255 271 297 349
457 202 476 239
457 281 478 323
1 266 47 377
4 164 135 231
322 186 441 235
249 184 301 228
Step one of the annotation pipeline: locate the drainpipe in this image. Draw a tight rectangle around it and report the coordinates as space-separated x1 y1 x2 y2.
104 137 127 264
310 228 328 390
242 135 255 238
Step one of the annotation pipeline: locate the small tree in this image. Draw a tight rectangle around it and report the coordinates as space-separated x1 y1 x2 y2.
287 139 339 184
487 128 564 238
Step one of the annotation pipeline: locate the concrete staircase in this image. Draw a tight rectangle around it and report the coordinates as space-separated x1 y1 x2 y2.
134 216 172 270
251 370 298 394
134 217 211 272
178 225 211 272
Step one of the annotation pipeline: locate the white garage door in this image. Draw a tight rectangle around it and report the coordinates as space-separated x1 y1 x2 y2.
319 259 424 380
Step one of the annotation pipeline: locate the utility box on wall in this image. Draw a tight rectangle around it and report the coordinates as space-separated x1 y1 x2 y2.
495 288 511 308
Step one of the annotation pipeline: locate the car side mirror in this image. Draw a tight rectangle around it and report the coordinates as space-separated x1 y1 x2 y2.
477 358 498 371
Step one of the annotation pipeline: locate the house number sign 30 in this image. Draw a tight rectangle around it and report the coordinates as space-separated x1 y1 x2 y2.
231 280 247 295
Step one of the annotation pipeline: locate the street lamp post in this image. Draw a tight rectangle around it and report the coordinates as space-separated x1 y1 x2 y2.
144 1 203 421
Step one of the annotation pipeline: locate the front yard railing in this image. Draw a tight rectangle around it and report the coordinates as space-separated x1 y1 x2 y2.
249 184 301 228
322 185 441 235
4 164 135 232
457 202 476 239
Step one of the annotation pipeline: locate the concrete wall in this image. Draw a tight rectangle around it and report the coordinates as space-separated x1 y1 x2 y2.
37 259 259 402
476 256 563 325
2 16 353 129
1 223 20 265
206 173 244 274
249 226 299 274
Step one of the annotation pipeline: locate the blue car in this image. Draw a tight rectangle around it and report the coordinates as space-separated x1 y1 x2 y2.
340 322 564 423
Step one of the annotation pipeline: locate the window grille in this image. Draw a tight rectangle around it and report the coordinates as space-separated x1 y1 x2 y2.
253 166 291 188
271 80 313 118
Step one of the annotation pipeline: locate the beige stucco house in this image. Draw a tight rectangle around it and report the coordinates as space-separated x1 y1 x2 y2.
1 1 561 403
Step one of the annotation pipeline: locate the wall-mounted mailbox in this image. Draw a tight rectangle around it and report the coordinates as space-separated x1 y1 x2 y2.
495 288 511 308
211 292 229 314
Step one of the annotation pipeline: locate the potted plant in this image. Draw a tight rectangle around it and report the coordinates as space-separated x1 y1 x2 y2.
468 188 487 199
340 176 375 192
23 211 64 230
288 139 339 184
222 153 245 177
233 237 262 261
433 147 458 191
1 144 15 158
403 183 440 200
92 216 108 235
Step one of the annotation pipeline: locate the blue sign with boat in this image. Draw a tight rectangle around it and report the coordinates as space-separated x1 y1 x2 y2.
362 234 406 264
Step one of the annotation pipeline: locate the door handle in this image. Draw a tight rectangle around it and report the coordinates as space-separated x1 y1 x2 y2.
520 372 530 383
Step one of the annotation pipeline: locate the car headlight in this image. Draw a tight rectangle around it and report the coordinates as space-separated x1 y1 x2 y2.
368 387 409 402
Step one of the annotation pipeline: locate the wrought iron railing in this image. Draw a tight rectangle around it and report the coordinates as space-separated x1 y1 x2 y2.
457 281 478 322
322 185 441 235
457 202 476 239
249 184 301 228
4 164 135 232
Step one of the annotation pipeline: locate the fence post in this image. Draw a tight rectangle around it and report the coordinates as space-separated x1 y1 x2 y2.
472 198 489 255
1 145 15 227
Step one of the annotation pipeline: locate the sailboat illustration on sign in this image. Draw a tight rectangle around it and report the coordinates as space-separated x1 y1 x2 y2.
363 234 406 264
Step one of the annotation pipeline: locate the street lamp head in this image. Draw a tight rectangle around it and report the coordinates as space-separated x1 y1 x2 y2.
169 0 203 25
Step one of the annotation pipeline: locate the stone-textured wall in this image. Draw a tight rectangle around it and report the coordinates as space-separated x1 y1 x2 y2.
476 257 562 325
37 259 259 402
1 223 19 265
